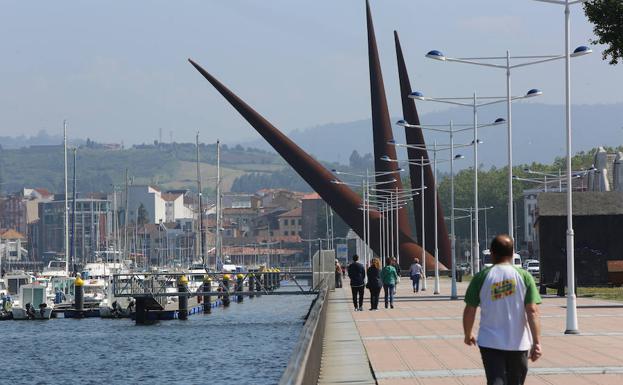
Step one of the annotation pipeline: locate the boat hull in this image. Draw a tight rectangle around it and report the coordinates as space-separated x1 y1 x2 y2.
12 307 53 320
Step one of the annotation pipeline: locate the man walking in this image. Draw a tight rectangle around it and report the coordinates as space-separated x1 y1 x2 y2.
347 254 365 311
463 235 542 385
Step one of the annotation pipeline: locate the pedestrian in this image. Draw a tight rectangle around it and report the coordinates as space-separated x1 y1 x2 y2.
347 254 365 311
366 258 382 311
334 259 343 288
409 257 423 293
391 257 401 295
463 234 542 385
381 258 398 309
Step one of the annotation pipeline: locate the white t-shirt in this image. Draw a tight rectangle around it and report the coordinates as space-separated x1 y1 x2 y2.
464 263 541 351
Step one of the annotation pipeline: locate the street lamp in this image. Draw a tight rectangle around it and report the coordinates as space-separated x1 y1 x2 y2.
383 146 464 295
409 90 533 273
331 169 403 267
425 44 589 244
396 119 497 297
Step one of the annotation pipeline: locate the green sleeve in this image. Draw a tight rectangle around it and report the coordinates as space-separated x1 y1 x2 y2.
520 269 542 305
464 269 488 307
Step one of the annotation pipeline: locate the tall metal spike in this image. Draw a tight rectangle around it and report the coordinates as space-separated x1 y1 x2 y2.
366 1 419 270
394 30 452 267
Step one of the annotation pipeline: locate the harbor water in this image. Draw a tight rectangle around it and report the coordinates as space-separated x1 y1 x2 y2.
3 294 315 385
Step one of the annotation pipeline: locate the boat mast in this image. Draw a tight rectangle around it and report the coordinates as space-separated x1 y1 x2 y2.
71 148 77 273
124 168 129 262
215 140 221 270
63 120 69 274
196 132 204 269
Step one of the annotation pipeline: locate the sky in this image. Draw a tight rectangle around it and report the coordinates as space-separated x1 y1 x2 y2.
0 0 621 147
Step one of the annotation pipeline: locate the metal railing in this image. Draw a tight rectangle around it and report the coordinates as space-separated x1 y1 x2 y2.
279 283 329 385
112 271 317 298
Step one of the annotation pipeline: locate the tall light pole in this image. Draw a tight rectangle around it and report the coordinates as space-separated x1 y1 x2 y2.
398 119 483 297
425 43 590 242
412 90 533 271
383 146 464 296
532 0 591 335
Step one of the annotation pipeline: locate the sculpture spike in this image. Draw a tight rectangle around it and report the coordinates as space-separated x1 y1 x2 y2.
366 1 420 270
394 31 452 267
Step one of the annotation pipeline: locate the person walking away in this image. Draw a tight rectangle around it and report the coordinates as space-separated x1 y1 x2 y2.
381 258 398 309
463 234 542 385
391 257 401 295
366 258 382 311
347 255 365 311
334 259 343 288
409 258 423 293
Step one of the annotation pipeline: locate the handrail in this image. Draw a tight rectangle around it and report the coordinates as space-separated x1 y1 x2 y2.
279 283 329 385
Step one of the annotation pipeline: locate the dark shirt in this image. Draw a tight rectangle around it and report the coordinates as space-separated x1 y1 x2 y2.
366 266 382 289
347 262 366 287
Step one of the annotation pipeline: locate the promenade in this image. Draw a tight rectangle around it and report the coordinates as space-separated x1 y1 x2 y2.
328 276 623 384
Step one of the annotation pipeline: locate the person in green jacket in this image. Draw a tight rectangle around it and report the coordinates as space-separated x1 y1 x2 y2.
381 258 398 309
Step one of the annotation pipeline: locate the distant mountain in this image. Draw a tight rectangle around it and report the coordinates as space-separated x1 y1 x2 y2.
0 130 85 149
240 103 623 168
0 141 284 195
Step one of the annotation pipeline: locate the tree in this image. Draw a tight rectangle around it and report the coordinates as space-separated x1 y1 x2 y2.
584 0 623 65
137 203 149 225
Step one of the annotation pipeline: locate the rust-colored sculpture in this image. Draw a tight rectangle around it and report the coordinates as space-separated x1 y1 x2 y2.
366 1 420 270
394 31 452 268
188 59 442 269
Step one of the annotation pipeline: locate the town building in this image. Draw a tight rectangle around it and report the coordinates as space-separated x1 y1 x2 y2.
0 188 53 235
535 191 623 286
36 197 110 262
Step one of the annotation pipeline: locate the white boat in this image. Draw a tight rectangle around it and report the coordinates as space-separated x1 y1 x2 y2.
12 283 53 320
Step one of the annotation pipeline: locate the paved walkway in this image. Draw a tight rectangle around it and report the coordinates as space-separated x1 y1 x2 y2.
334 275 623 384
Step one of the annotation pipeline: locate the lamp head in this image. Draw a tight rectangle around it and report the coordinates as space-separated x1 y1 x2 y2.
396 119 408 127
408 91 426 100
387 139 397 145
380 155 392 162
526 88 543 97
454 154 465 160
494 117 506 125
426 50 446 61
571 45 592 57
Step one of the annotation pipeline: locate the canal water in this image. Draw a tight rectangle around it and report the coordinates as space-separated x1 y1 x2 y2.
3 294 314 385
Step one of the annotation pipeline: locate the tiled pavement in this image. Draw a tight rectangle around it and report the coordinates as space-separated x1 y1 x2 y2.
334 276 623 384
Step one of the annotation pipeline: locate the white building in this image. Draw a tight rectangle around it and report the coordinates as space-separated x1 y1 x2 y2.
124 185 166 224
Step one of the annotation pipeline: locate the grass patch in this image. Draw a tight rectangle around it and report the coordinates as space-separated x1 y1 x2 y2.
546 286 623 302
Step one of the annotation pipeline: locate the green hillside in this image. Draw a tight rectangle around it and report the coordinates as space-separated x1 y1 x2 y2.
0 141 285 195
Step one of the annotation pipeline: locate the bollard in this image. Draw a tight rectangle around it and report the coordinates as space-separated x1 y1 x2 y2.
74 276 84 316
236 274 244 303
203 276 212 314
178 275 189 320
255 272 262 295
248 274 255 298
135 298 148 325
270 269 276 290
222 274 231 307
263 270 269 291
